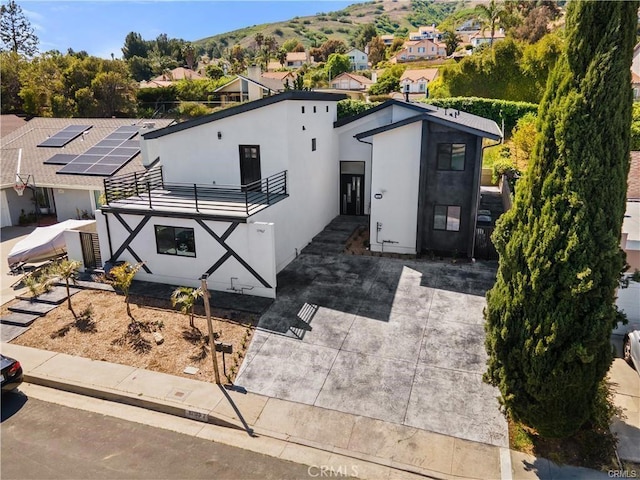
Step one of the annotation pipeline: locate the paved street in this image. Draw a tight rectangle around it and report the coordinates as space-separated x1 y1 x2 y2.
0 392 314 480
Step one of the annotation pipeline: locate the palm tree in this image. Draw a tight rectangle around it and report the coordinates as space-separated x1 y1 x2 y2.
51 259 81 317
107 262 143 319
171 286 204 328
475 0 506 46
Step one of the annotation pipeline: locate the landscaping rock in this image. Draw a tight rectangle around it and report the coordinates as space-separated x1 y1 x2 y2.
153 332 164 345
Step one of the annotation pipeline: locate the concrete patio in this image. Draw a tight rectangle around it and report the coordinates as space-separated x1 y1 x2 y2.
236 216 509 447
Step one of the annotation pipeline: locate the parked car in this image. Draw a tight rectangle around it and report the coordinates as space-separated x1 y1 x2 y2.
623 330 640 375
1 354 23 393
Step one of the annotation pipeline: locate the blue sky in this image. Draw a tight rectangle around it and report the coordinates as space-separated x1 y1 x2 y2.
18 1 362 59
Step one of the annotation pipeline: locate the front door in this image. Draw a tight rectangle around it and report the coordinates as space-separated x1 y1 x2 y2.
340 174 364 215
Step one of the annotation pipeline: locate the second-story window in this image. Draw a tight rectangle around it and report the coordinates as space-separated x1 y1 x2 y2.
312 138 317 151
437 143 466 171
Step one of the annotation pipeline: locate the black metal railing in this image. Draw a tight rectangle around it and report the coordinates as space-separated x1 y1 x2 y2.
103 167 164 204
103 167 288 217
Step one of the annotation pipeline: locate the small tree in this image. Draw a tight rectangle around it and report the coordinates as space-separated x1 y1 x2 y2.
326 53 350 79
106 262 143 318
51 259 81 317
171 286 203 328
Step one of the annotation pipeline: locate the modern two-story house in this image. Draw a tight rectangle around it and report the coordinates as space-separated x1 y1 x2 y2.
91 92 501 298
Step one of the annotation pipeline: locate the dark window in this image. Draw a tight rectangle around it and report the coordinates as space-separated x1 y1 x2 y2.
312 138 317 151
155 225 196 257
239 145 261 186
433 205 461 231
326 106 329 112
301 106 305 113
437 143 466 171
313 106 317 113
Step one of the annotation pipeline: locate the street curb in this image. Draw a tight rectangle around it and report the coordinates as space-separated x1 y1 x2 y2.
23 372 245 431
22 372 449 480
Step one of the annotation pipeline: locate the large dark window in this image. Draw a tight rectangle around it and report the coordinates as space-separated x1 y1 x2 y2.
437 143 466 171
433 205 461 231
155 225 196 257
239 145 261 186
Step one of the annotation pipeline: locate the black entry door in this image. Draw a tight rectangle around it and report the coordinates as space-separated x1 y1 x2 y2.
239 145 261 187
340 174 364 215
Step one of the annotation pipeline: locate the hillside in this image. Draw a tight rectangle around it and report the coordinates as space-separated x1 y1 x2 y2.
192 0 470 52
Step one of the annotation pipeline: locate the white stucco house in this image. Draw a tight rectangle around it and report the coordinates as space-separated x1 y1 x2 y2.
91 92 501 299
330 72 373 91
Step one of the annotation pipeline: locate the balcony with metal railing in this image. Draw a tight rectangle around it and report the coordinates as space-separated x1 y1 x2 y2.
101 167 288 220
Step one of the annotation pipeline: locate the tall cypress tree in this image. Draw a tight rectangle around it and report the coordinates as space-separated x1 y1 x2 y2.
484 0 638 438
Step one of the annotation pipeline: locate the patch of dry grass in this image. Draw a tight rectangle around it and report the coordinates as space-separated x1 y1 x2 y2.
4 289 258 383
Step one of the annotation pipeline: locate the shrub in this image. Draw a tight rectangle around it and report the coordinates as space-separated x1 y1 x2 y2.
337 99 379 119
367 94 392 102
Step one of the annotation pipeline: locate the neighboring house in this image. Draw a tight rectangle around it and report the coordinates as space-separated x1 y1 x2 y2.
88 93 501 299
623 152 640 271
409 24 442 41
399 69 439 96
213 67 290 104
469 30 507 49
0 118 174 230
346 48 369 71
380 34 395 46
139 67 205 88
391 39 447 62
632 42 640 77
1 115 27 138
633 72 640 101
330 72 373 91
285 51 311 68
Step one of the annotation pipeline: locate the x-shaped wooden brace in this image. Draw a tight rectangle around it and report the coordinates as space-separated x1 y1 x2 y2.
196 219 271 288
109 213 153 273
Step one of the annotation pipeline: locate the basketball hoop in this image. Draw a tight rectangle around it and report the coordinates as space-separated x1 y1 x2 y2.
13 183 26 196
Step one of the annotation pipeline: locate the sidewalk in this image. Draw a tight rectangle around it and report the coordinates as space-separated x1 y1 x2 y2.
0 342 612 480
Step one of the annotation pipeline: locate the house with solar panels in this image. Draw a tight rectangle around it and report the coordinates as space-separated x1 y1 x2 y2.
91 92 501 299
0 118 175 263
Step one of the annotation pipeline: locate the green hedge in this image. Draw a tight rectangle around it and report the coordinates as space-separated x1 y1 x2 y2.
421 97 539 136
337 99 379 119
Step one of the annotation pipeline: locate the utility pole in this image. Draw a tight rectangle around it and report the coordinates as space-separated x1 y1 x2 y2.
200 274 221 384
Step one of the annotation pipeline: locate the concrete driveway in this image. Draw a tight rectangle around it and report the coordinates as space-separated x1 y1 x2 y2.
237 216 508 447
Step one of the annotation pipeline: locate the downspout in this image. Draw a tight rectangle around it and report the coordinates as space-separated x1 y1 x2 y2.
471 136 503 261
102 210 114 261
355 135 373 238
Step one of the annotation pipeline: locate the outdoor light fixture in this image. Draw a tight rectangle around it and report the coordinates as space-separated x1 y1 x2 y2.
374 193 383 199
217 131 222 139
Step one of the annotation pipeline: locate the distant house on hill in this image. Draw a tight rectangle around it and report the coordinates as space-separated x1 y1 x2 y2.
409 25 442 41
330 72 373 91
390 39 446 63
399 69 439 97
346 48 369 71
140 67 205 88
469 30 506 49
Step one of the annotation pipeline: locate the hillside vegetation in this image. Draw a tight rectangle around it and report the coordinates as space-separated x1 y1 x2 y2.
193 0 466 55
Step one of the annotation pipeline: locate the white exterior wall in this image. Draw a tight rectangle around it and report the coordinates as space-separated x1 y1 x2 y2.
141 102 290 185
53 188 94 222
64 221 97 272
633 47 640 76
368 121 423 254
253 100 340 270
95 212 277 298
0 189 11 227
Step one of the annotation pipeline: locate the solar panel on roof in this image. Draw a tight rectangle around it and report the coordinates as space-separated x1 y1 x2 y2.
43 153 78 165
55 125 141 177
37 125 92 148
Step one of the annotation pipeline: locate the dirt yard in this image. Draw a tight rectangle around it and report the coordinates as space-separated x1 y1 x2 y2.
4 289 259 384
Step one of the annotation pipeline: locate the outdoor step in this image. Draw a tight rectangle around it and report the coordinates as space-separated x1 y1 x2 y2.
0 312 41 327
0 323 31 342
56 279 114 292
16 286 81 305
7 300 59 317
